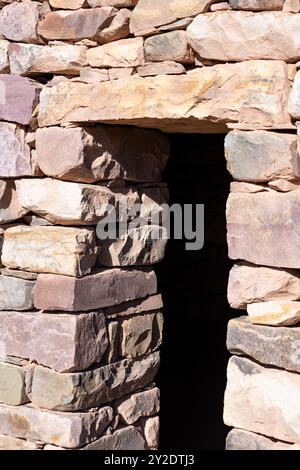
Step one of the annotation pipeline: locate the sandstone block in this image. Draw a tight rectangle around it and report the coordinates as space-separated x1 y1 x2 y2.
98 226 167 266
283 0 300 12
0 434 39 450
144 416 159 449
0 362 28 405
38 61 291 133
0 180 28 224
224 356 300 443
38 7 117 41
0 310 107 372
117 388 160 424
0 267 37 280
144 31 194 64
98 8 131 44
0 75 41 125
2 226 97 277
137 61 185 77
288 70 300 118
211 1 231 10
225 130 299 182
226 429 300 450
187 11 300 62
108 66 135 80
0 40 9 73
230 182 267 193
227 316 300 373
87 37 143 67
30 352 160 411
81 426 145 450
227 191 300 268
0 274 35 310
9 43 87 76
34 268 157 311
120 311 163 358
88 0 138 6
79 67 109 83
228 262 300 309
35 126 169 183
229 0 285 9
0 1 44 43
0 123 38 178
50 0 87 8
0 403 113 448
247 300 300 326
105 293 163 318
268 179 300 191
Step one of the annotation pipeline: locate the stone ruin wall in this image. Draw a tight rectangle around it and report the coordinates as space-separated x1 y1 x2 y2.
0 0 300 451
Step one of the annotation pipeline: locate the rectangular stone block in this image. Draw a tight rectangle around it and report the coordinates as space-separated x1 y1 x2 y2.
0 1 44 44
117 387 160 424
0 403 113 448
35 126 169 183
120 311 163 358
38 61 291 133
0 310 108 372
2 226 97 277
34 268 157 311
144 31 194 64
0 434 40 450
226 428 300 450
0 274 35 310
81 426 145 450
227 191 300 268
187 12 300 62
229 0 285 10
104 293 163 318
224 355 300 443
30 352 160 411
0 75 41 125
0 180 28 224
137 61 186 77
228 262 300 309
0 361 28 405
225 130 299 182
86 37 144 68
247 300 300 326
8 43 87 76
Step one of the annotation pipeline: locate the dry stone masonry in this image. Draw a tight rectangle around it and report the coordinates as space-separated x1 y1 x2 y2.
0 0 300 451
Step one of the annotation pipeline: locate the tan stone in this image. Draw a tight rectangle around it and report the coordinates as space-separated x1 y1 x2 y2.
288 70 300 118
81 426 146 450
227 191 300 269
98 8 131 44
0 310 107 372
30 352 160 411
8 43 87 76
210 2 231 10
0 403 113 448
87 37 144 67
230 182 267 193
0 180 28 224
187 12 300 62
247 300 300 326
228 262 300 309
224 356 300 444
0 40 9 73
144 416 159 449
226 429 300 450
2 226 97 277
268 179 300 191
108 67 135 79
117 388 160 424
0 362 28 406
79 67 109 83
120 311 163 358
88 0 137 6
38 7 117 41
35 126 169 183
229 0 285 10
38 61 291 133
0 434 39 450
137 61 185 77
50 0 87 9
283 0 300 12
144 31 194 64
0 0 44 44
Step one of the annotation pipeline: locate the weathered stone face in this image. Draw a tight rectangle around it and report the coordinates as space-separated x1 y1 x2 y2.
187 12 300 62
35 126 169 183
86 37 144 68
224 355 300 444
117 387 160 424
229 0 285 10
0 40 9 73
0 0 44 44
120 311 163 358
34 268 157 311
228 262 300 309
98 8 131 44
247 300 300 326
144 31 194 63
81 426 146 450
227 191 300 269
0 434 40 450
0 180 28 224
288 70 300 118
38 7 117 41
0 310 108 372
225 130 299 182
1 226 97 277
144 416 159 449
137 61 185 77
50 0 87 9
227 316 300 373
38 61 291 132
29 352 160 411
105 293 163 318
88 0 138 7
0 274 35 311
0 403 113 448
0 362 28 406
226 428 300 451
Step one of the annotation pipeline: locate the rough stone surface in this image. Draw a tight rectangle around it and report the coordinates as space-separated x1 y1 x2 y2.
0 362 28 406
0 310 108 372
247 300 300 326
38 61 291 132
30 352 160 411
0 40 9 73
225 130 299 182
105 293 163 318
0 180 28 224
34 268 157 311
98 8 131 44
229 0 285 10
117 388 160 424
0 274 35 311
144 416 159 449
50 0 87 8
137 61 185 76
227 191 300 269
187 12 300 62
228 262 300 309
0 75 41 126
81 426 146 450
8 43 87 76
35 126 169 183
227 316 300 373
283 0 300 12
0 403 113 448
226 428 300 450
0 267 37 281
224 355 300 444
120 311 163 358
268 179 300 191
288 70 300 118
87 37 144 68
0 434 39 450
0 1 44 44
144 31 194 64
38 7 117 41
2 226 97 277
98 226 167 266
230 182 267 193
88 0 138 6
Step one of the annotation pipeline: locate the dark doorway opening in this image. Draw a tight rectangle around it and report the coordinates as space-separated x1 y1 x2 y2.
155 133 235 450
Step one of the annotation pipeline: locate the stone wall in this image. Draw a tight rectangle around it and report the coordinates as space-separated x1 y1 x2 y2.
0 0 300 450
